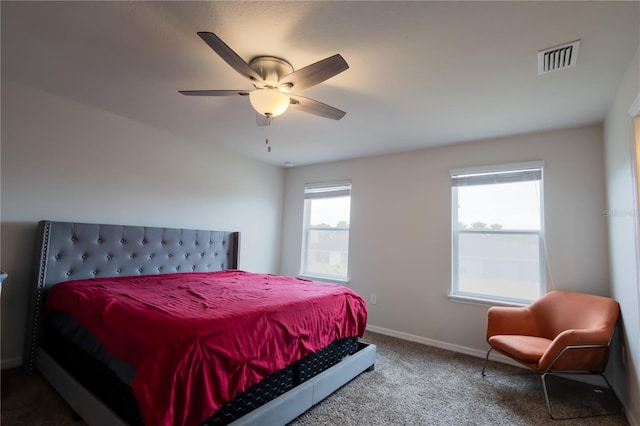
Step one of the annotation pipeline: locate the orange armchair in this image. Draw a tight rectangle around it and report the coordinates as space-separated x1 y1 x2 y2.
482 290 621 418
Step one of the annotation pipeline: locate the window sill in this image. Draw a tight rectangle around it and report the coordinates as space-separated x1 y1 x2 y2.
448 294 528 308
297 274 350 286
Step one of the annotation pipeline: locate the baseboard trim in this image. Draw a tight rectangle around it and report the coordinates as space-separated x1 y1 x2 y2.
365 324 522 368
1 357 23 370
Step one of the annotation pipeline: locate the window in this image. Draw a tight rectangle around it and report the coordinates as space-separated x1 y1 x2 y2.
451 162 545 304
301 181 351 282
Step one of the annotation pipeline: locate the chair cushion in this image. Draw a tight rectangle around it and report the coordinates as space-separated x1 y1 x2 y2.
488 335 552 364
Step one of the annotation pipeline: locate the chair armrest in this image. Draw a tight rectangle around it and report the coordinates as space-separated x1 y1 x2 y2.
538 328 611 371
486 306 538 341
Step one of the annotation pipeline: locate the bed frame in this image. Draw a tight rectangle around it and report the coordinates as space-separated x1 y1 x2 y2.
24 220 376 426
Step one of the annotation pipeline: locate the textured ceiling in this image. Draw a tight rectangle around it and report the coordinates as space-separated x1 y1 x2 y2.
2 1 638 167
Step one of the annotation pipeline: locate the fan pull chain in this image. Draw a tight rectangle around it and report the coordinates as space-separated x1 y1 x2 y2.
265 115 273 152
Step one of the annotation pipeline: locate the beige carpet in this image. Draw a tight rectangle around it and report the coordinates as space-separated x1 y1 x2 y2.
1 331 628 425
292 332 627 425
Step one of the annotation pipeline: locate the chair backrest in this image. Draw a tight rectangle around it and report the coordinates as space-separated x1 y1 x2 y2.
529 290 620 341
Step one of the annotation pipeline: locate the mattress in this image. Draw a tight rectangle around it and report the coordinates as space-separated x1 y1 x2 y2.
43 270 367 425
48 311 136 385
41 317 359 425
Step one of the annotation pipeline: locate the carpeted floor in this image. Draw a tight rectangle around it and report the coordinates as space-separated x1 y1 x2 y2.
1 331 628 425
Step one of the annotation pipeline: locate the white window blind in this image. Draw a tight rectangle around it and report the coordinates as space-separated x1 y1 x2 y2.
304 181 352 199
451 169 542 187
451 162 545 304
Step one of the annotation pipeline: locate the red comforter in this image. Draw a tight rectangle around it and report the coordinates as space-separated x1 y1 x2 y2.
45 270 367 426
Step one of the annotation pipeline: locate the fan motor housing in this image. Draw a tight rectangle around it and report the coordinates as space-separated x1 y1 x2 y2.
249 56 293 88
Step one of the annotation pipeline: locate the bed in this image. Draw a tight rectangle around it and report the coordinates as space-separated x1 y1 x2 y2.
24 220 376 426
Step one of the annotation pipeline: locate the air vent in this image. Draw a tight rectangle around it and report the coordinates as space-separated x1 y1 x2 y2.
538 40 580 75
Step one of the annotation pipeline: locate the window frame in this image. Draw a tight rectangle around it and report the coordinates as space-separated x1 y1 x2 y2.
299 180 352 284
450 161 546 305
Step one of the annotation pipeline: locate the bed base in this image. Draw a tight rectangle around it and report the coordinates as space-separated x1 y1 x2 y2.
37 348 127 426
37 343 376 426
41 321 365 425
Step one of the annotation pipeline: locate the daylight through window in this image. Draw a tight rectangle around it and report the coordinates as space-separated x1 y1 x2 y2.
301 181 351 281
451 162 545 304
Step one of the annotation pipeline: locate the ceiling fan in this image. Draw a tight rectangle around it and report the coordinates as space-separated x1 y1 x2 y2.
179 32 349 125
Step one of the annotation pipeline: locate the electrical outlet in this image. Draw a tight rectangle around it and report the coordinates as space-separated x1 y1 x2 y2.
370 293 377 305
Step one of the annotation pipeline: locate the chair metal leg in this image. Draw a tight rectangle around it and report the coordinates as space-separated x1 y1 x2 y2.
486 343 624 419
481 348 492 376
540 372 554 419
541 371 625 420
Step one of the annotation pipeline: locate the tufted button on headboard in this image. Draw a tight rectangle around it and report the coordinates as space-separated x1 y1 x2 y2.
41 222 238 287
24 220 240 373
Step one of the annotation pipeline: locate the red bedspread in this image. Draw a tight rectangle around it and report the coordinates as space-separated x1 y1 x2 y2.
45 270 367 426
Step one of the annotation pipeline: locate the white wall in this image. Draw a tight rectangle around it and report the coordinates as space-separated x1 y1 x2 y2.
281 125 610 353
604 42 640 425
0 81 284 367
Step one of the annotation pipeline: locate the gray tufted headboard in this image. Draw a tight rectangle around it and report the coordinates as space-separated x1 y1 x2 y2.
24 220 240 373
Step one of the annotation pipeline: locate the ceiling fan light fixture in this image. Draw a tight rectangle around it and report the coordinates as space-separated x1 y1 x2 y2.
249 89 290 117
180 32 349 125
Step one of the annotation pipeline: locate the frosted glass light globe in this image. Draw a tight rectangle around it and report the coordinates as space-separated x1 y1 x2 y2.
249 89 290 117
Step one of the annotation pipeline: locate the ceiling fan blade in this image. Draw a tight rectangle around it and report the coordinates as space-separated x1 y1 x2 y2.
289 95 346 120
256 113 269 127
197 32 263 83
279 54 348 91
179 90 250 96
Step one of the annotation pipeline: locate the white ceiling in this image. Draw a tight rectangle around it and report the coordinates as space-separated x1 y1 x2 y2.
2 1 638 167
